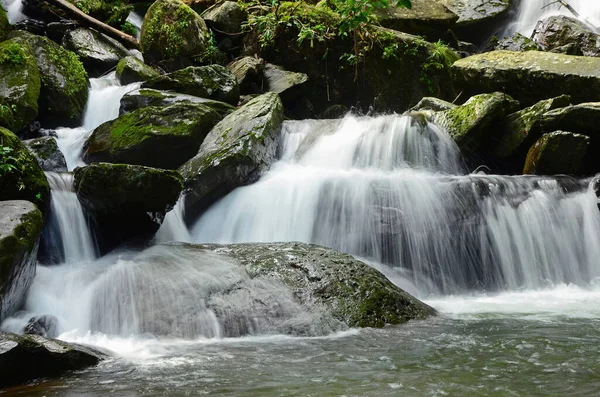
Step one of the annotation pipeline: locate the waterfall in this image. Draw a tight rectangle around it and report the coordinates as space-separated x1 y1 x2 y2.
54 72 141 170
191 115 600 295
126 11 144 40
155 197 192 243
508 0 600 36
45 172 96 264
2 0 26 23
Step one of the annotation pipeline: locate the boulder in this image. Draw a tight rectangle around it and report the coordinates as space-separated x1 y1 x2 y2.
495 95 571 158
263 63 308 98
119 88 235 116
46 20 78 43
180 92 284 221
0 7 11 41
533 15 600 57
201 1 247 34
13 19 46 36
62 28 129 77
0 201 42 322
523 131 589 175
10 31 89 128
24 314 58 338
434 92 519 149
375 0 459 40
73 163 183 253
0 127 50 207
0 39 41 132
140 0 209 67
540 103 600 137
83 102 223 169
23 136 68 172
441 0 514 40
0 332 105 388
142 65 240 105
115 55 160 85
226 56 265 94
490 33 542 52
452 50 600 106
410 96 457 112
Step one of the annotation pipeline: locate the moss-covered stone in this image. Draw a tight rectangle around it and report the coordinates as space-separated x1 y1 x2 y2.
62 28 129 77
140 0 209 66
491 33 542 52
523 131 589 175
201 1 247 34
115 56 160 85
0 6 10 42
0 201 43 322
119 88 235 116
0 39 41 132
179 92 284 221
226 56 265 94
434 92 519 149
0 332 105 388
495 95 571 158
23 136 68 172
83 102 223 169
533 15 600 57
453 50 600 106
10 31 89 128
142 65 240 105
0 128 50 208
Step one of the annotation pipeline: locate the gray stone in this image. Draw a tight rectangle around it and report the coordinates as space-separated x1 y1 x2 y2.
62 28 129 77
201 1 247 33
24 136 68 172
119 88 235 116
533 15 600 57
226 56 265 94
523 131 589 175
115 56 160 85
410 96 457 112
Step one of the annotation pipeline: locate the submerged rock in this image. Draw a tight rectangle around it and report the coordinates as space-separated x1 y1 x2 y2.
84 102 223 169
523 131 589 175
0 332 105 388
453 50 600 106
142 65 240 105
0 128 50 207
23 136 68 172
180 92 284 221
115 56 160 85
10 31 89 128
62 28 129 77
24 314 58 338
0 201 43 323
533 15 600 57
119 88 235 115
73 163 183 253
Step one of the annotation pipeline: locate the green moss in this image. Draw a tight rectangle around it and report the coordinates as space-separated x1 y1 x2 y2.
0 42 28 67
69 0 133 28
0 7 10 42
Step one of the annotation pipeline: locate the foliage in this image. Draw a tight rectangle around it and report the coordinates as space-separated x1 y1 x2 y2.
0 42 27 67
121 21 138 37
0 144 18 178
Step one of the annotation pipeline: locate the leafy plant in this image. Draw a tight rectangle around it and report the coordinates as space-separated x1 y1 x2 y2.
0 144 18 177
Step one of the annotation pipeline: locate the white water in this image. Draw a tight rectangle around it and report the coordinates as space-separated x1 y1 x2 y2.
155 198 192 243
54 73 141 170
509 0 600 36
45 172 96 263
1 0 26 23
126 11 144 40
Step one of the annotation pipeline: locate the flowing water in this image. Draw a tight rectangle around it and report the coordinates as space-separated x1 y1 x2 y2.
508 0 600 36
126 11 144 40
1 0 26 24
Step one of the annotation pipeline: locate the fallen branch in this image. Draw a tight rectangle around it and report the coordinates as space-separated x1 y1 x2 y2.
47 0 141 50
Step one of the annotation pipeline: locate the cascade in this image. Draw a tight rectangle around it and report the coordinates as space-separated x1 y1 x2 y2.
2 0 26 23
192 115 600 295
126 11 144 40
508 0 600 36
54 73 141 170
155 197 192 244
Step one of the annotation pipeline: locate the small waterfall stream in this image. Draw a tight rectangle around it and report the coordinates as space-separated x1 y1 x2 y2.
508 0 600 36
1 0 26 23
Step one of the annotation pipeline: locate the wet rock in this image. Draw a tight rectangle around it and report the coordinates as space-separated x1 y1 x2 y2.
23 136 68 172
0 332 105 388
119 88 235 116
13 19 46 36
0 201 43 322
201 1 247 34
533 15 600 57
140 0 210 67
10 31 89 128
0 127 50 207
490 32 542 52
24 315 58 338
46 20 77 43
73 163 183 253
180 92 284 221
495 95 571 158
452 50 600 106
410 96 457 112
62 28 129 77
226 56 264 94
0 39 41 132
115 55 160 85
142 65 240 105
84 102 223 169
434 92 519 149
523 131 589 175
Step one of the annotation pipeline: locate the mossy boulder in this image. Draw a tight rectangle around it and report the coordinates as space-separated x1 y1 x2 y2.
180 92 284 221
452 50 600 106
227 56 265 94
115 55 160 85
0 39 41 133
0 128 50 208
201 1 247 34
10 31 89 128
62 28 129 77
83 102 223 169
0 201 43 323
434 92 519 149
495 95 571 158
142 65 240 105
523 131 589 175
375 0 459 40
119 88 235 116
0 7 10 42
410 96 457 112
73 163 184 253
490 33 542 52
23 136 68 172
140 0 209 67
533 15 600 57
0 332 106 388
